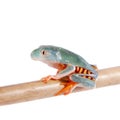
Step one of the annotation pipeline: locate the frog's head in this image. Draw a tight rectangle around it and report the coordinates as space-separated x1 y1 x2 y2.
31 45 62 64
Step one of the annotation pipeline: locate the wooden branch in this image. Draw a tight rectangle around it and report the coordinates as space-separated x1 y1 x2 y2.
0 66 120 105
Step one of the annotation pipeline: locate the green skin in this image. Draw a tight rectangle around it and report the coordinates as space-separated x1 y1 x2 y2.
31 45 98 89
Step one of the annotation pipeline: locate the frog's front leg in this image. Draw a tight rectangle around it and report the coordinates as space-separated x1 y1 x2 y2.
70 74 96 88
42 65 75 83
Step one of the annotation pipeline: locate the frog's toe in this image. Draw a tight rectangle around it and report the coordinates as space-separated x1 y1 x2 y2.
41 75 52 83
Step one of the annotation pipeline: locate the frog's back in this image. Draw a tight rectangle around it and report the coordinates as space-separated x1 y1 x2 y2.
40 45 97 74
58 47 95 72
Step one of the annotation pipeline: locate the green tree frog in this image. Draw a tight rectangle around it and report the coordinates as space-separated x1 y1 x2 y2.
31 45 98 95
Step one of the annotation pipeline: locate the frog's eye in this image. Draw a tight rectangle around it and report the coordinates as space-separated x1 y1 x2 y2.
41 50 47 55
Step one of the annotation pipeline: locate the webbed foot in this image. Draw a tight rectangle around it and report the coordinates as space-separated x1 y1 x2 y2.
55 82 77 96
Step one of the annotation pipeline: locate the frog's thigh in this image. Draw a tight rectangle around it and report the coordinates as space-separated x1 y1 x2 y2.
70 74 96 88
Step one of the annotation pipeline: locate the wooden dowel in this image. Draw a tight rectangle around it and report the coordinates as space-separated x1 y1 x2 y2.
0 66 120 105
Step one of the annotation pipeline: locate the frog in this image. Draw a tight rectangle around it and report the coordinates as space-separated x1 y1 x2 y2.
31 45 98 95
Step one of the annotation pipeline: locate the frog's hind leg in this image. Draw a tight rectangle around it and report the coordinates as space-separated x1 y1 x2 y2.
55 81 78 96
55 74 96 96
70 74 96 88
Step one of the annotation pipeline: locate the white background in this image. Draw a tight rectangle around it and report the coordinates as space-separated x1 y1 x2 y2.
0 0 120 120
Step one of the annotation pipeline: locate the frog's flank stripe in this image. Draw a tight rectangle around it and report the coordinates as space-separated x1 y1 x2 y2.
79 67 84 73
75 66 94 80
75 66 80 72
83 69 87 78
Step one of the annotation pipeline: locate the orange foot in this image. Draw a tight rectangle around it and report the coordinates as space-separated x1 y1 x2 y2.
41 75 52 83
55 82 77 96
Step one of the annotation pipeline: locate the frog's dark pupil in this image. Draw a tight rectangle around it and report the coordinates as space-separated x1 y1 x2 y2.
42 50 45 55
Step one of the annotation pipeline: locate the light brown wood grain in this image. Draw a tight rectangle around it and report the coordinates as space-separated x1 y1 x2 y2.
0 66 120 105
